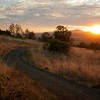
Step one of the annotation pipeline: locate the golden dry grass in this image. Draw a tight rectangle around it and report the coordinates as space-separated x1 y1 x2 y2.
0 35 34 60
28 42 100 87
0 63 57 100
0 36 57 100
0 35 100 88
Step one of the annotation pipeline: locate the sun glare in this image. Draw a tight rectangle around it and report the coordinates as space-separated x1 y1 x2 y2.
83 25 100 35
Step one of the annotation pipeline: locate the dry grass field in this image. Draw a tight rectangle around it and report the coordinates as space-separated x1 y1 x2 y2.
0 63 57 100
1 0 100 99
0 35 100 100
0 36 57 100
28 42 100 88
1 35 100 88
0 36 29 60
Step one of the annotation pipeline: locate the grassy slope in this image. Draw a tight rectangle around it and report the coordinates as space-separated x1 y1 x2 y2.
0 36 57 100
0 35 100 99
0 63 57 100
26 40 100 88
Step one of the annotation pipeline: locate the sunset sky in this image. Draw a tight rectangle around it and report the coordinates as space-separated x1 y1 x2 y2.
0 0 100 32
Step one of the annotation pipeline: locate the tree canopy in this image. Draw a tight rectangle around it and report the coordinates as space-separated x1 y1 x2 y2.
54 25 72 42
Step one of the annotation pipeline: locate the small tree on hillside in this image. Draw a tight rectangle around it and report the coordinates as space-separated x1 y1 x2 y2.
54 25 72 42
44 25 72 54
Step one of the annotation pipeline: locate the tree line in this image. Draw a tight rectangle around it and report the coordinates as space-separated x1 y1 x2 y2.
0 24 35 39
0 24 100 53
0 24 72 54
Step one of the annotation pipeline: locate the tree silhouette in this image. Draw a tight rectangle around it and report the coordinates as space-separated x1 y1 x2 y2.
9 24 16 34
54 25 71 42
25 29 30 34
15 24 23 34
0 29 11 36
9 24 23 35
28 32 35 39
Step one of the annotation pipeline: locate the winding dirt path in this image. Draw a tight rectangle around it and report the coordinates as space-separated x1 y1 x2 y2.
4 47 100 100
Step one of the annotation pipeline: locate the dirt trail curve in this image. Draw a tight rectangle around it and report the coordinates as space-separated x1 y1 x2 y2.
4 47 100 100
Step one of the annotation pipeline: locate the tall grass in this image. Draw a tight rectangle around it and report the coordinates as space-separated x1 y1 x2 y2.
0 36 57 100
29 43 100 87
0 35 100 88
0 63 57 100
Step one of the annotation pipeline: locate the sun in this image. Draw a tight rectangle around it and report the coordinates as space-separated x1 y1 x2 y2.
83 25 100 35
89 25 100 35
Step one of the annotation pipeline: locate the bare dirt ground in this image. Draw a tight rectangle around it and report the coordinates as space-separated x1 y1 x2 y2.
4 47 100 100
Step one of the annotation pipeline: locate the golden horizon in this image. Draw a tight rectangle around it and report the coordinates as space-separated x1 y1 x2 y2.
82 25 100 35
0 24 100 34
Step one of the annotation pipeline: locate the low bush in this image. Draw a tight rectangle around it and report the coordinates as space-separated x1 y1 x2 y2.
46 39 70 54
0 30 11 36
40 32 53 42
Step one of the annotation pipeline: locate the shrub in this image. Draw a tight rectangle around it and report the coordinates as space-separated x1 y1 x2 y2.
41 32 53 42
27 32 35 39
89 42 100 50
78 42 87 48
77 42 100 50
46 39 70 54
15 33 22 38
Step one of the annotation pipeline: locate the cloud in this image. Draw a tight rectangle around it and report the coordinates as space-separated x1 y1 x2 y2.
34 13 40 17
67 0 100 5
0 15 7 19
50 12 65 18
0 0 100 32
